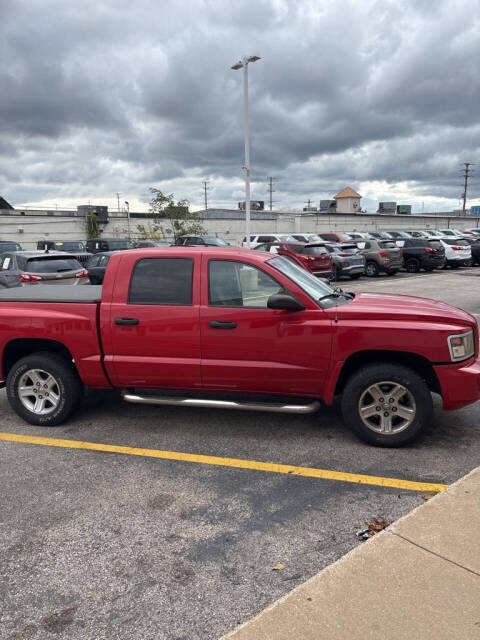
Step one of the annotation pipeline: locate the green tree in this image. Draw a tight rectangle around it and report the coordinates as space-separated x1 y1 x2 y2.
144 188 206 242
85 212 100 239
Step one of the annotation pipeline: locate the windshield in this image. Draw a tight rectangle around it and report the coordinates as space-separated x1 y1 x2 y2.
268 256 333 301
204 237 230 246
301 246 328 256
26 258 82 273
443 239 469 246
54 241 85 251
0 242 22 252
108 240 134 249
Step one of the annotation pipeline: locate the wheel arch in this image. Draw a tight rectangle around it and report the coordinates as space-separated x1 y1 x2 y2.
2 339 75 379
334 350 441 397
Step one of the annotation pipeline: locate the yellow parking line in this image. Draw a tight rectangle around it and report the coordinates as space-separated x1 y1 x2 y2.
0 432 447 493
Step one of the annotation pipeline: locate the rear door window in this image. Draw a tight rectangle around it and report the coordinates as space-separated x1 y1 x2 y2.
129 258 193 305
257 235 276 243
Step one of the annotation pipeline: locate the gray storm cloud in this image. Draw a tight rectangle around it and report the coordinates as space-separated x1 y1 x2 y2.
0 0 479 210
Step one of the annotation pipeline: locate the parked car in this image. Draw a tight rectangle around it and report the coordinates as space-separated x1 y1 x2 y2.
356 239 403 276
463 237 480 265
0 251 89 285
345 232 369 241
254 242 333 279
86 238 135 253
400 238 445 273
85 251 118 284
134 241 171 248
242 234 297 248
291 233 323 243
365 232 391 240
324 243 365 280
0 241 23 253
439 229 469 239
37 240 86 252
437 238 472 268
36 240 92 266
175 235 230 247
380 230 411 240
317 232 353 243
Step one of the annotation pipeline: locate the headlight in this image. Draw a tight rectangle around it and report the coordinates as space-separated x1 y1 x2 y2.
448 330 475 362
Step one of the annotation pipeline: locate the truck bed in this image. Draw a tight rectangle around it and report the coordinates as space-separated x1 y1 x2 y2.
0 285 102 303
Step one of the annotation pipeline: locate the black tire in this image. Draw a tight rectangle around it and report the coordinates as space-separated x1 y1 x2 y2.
333 265 340 281
349 273 362 280
365 261 379 277
405 258 420 273
340 362 433 447
6 352 84 426
385 269 398 275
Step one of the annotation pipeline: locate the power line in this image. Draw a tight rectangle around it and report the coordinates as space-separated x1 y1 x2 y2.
267 177 276 211
460 163 474 216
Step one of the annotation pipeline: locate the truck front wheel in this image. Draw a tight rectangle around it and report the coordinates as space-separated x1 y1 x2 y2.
341 363 433 446
6 352 83 426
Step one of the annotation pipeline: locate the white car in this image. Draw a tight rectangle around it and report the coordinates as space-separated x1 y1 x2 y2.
242 233 297 248
439 228 471 238
437 237 472 268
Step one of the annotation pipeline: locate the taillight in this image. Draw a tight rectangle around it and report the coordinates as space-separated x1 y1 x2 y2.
424 247 434 253
19 274 42 282
452 246 462 251
75 269 88 278
338 253 351 257
379 251 388 258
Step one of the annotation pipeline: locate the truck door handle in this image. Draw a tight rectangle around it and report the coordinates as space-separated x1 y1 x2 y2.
115 317 140 326
209 321 237 329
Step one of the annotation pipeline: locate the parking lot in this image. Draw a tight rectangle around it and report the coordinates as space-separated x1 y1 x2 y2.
1 267 480 640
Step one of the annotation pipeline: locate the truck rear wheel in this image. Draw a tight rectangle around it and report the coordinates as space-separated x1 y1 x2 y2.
341 363 433 446
6 352 83 426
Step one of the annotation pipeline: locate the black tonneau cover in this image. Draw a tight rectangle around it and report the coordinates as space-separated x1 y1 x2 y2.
0 285 102 303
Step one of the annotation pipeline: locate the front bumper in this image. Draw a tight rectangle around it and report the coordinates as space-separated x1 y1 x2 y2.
434 357 480 411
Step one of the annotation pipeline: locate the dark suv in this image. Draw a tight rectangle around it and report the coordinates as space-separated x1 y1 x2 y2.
400 238 445 272
86 238 135 253
37 240 91 266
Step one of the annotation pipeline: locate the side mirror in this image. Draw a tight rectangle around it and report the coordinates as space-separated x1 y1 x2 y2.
267 293 305 311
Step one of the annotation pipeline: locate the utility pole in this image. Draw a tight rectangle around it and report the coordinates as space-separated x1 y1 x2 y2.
202 180 209 210
461 163 474 216
267 177 276 211
116 193 121 214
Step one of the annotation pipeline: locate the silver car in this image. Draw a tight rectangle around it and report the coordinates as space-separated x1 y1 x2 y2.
0 251 89 285
325 243 366 280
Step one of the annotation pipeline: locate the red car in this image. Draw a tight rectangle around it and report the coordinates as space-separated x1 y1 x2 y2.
0 247 479 447
254 242 333 279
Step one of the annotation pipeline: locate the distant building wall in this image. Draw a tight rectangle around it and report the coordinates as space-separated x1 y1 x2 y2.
1 208 478 249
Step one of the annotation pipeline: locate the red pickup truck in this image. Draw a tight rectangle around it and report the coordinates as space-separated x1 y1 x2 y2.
0 247 479 446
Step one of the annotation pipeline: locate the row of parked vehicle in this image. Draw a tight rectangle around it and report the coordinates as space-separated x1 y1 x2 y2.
241 227 480 280
0 227 479 287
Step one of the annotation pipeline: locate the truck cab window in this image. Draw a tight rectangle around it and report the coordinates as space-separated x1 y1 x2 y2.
129 258 193 305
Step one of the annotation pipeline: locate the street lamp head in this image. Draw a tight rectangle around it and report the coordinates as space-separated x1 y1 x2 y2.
231 55 261 70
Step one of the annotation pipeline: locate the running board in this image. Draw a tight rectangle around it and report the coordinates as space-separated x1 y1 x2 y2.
122 392 320 415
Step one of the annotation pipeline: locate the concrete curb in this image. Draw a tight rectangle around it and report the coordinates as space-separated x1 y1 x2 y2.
222 467 480 640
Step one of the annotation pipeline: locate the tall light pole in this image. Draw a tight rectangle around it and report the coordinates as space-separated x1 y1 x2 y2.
231 55 261 249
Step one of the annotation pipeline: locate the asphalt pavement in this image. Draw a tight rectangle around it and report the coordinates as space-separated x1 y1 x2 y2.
1 267 480 639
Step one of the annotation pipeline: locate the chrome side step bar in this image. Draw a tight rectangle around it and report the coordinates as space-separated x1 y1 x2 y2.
122 392 320 415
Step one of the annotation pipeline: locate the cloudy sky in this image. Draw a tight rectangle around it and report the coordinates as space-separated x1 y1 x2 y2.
1 0 479 213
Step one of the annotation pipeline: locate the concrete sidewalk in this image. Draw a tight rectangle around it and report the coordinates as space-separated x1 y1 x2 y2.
222 467 480 640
